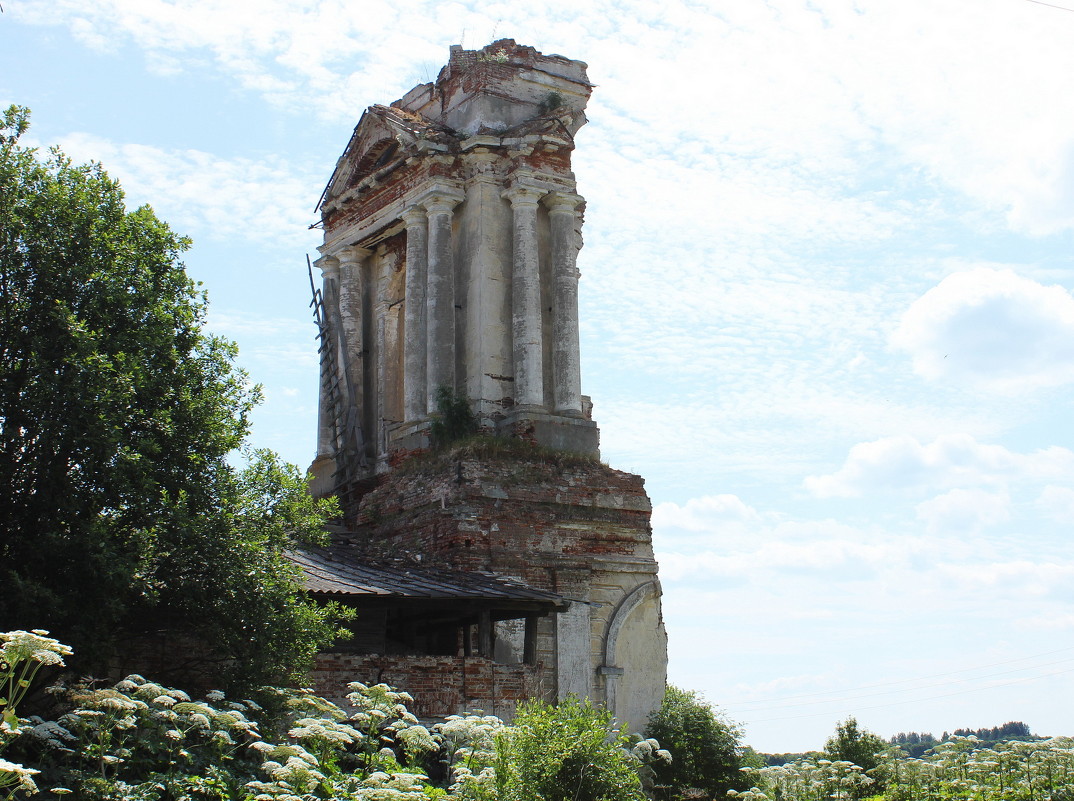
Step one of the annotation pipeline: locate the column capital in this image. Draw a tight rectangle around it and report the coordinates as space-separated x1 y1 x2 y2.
463 151 500 187
501 183 545 208
313 254 340 280
335 245 373 266
400 205 427 227
415 182 465 214
544 191 584 214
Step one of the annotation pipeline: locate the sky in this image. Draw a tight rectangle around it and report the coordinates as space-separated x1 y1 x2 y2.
3 0 1073 754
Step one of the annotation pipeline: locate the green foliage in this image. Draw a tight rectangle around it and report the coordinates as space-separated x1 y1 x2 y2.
645 684 751 799
6 641 665 801
485 695 649 801
0 106 346 689
823 718 887 777
737 735 1074 801
429 386 478 448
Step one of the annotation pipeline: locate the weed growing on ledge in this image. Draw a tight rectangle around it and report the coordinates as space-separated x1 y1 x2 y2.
429 386 479 449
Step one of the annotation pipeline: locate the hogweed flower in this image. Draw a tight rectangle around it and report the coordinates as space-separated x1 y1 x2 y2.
0 757 39 795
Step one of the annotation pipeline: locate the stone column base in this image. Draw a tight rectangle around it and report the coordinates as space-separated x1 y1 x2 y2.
498 409 600 457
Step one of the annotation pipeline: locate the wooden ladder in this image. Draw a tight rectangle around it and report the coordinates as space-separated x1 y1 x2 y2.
308 259 367 497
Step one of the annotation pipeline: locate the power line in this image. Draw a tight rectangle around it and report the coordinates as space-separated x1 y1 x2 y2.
746 665 1074 724
726 657 1074 713
720 645 1074 707
1025 0 1074 12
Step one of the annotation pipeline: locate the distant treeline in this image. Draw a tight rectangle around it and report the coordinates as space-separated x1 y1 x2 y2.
889 721 1035 757
763 721 1037 764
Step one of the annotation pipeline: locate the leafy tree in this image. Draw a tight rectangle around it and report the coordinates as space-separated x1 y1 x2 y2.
0 106 347 689
823 717 887 774
645 685 753 800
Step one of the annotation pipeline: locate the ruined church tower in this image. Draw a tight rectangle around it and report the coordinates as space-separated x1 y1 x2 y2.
304 41 666 733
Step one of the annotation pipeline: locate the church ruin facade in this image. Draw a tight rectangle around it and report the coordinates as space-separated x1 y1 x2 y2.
302 40 667 733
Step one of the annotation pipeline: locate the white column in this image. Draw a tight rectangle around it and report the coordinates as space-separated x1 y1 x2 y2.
314 254 340 458
556 601 593 700
546 192 584 416
503 185 546 410
374 279 388 459
336 246 371 430
423 188 465 409
401 206 428 422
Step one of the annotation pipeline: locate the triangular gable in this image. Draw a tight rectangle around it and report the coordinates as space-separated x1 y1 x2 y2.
317 105 457 211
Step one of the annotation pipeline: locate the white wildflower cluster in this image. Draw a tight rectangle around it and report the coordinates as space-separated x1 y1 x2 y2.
2 628 75 751
0 757 39 795
396 724 435 755
435 712 504 784
345 682 437 767
58 687 147 753
245 742 326 799
287 716 362 748
726 787 770 800
352 769 436 800
0 630 72 669
279 687 348 724
629 736 672 765
259 753 325 791
739 758 875 801
736 736 1074 801
346 682 414 719
448 764 498 798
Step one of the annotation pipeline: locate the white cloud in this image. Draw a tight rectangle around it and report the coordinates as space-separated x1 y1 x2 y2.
938 560 1074 598
804 434 1074 498
652 494 760 531
17 0 1074 236
1037 485 1074 522
892 268 1074 393
56 133 323 251
207 311 310 339
915 488 1010 535
659 537 895 583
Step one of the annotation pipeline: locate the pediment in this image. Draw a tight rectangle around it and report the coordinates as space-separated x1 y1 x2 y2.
319 105 456 210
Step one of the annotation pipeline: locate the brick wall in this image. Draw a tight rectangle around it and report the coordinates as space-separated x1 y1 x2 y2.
310 652 545 721
345 452 654 583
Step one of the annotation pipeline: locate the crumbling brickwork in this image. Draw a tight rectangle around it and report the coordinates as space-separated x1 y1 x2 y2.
311 653 542 721
327 445 666 731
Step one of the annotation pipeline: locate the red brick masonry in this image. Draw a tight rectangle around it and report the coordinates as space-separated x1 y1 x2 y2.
311 652 544 720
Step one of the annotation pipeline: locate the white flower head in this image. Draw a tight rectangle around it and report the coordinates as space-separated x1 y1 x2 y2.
0 630 72 668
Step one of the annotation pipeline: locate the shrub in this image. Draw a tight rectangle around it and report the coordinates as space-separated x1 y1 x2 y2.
488 695 649 801
645 685 751 800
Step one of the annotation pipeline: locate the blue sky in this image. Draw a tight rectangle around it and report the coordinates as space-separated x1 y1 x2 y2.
3 0 1073 753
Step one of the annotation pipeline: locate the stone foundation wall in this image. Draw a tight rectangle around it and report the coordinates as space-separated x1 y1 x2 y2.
310 652 545 721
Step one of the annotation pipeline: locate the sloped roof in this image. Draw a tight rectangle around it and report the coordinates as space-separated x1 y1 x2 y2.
292 545 568 610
